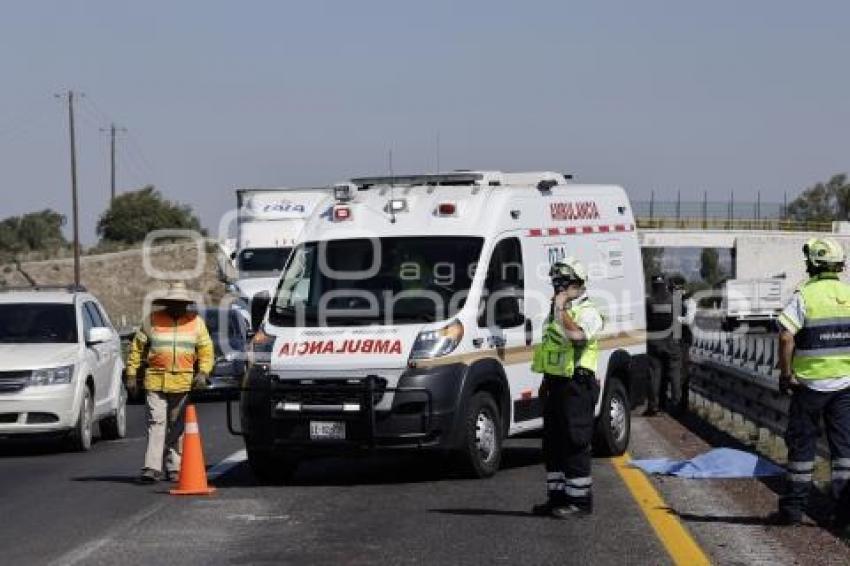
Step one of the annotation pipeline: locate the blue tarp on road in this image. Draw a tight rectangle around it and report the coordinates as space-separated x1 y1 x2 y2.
629 448 785 478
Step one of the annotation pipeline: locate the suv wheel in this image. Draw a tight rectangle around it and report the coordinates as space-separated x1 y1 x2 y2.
458 391 503 478
101 385 127 440
67 386 94 451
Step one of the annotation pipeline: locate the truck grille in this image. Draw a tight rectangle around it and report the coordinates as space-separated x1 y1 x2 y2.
0 371 29 393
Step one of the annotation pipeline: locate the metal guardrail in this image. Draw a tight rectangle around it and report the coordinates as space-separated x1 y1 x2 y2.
688 329 787 433
637 217 833 233
687 329 832 459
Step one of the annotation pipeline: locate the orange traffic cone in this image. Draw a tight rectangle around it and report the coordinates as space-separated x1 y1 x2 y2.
170 404 216 496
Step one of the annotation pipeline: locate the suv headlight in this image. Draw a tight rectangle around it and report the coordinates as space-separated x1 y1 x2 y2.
410 319 464 360
30 365 74 386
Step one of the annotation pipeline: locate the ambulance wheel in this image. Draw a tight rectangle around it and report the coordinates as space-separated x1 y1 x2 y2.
458 392 503 478
247 445 299 485
593 377 630 456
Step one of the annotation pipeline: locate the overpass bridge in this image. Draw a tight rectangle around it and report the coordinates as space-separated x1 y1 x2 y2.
636 219 850 281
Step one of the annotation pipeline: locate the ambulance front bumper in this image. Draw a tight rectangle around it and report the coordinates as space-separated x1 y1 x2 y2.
232 363 466 451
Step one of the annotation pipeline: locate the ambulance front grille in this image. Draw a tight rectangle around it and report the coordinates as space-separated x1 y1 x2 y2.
272 377 387 407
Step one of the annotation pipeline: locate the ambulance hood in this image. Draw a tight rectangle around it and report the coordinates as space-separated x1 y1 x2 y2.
266 324 425 372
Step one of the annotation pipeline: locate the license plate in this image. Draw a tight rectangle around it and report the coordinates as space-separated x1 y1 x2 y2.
309 421 346 440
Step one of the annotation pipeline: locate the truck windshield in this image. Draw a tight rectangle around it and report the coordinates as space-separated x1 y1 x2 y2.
238 247 292 277
270 237 484 326
0 303 78 343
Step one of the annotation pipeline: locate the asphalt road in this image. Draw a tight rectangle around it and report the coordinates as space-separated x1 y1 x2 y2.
0 401 675 566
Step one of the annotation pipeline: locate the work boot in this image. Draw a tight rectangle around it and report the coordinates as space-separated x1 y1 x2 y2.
550 504 592 519
138 468 163 484
830 514 850 538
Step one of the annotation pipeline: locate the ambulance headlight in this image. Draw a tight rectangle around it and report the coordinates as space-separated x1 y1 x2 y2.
410 319 464 360
247 326 275 365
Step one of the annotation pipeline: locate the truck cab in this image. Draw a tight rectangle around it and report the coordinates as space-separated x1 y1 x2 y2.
236 171 647 482
223 187 332 303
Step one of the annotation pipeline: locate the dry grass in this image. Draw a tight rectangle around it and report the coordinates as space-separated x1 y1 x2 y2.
0 242 225 330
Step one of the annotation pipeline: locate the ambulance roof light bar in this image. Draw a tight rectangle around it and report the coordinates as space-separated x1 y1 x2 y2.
351 172 484 189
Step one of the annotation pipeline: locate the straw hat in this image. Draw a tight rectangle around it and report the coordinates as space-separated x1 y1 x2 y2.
152 281 195 304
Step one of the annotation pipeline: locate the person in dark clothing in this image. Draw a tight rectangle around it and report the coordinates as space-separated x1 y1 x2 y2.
645 274 682 416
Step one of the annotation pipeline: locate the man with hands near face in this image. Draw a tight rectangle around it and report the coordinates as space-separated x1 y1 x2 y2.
532 258 604 519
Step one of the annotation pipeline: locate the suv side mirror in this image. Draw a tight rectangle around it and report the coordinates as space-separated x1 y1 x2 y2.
250 291 271 333
86 327 113 345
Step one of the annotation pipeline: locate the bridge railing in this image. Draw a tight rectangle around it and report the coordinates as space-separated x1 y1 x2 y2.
636 217 833 232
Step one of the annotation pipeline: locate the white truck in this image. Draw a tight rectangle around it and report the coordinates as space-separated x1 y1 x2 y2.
233 171 649 482
221 188 332 303
721 277 786 329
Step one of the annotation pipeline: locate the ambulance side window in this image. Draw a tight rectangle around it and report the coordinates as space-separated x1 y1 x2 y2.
478 237 524 328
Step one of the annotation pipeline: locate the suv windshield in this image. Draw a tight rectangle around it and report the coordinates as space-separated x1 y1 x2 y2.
270 236 484 327
0 303 78 343
238 247 291 277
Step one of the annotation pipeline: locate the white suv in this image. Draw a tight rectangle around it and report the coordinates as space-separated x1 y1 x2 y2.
0 286 127 450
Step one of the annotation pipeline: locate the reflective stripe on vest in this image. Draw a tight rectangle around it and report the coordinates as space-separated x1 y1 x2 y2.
792 274 850 380
531 299 600 377
144 311 202 374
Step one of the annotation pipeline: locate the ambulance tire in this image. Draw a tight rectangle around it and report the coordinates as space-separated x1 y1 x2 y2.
593 377 630 457
458 392 503 478
246 445 299 485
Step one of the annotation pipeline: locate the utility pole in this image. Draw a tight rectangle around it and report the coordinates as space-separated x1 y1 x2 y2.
56 90 81 287
100 123 126 202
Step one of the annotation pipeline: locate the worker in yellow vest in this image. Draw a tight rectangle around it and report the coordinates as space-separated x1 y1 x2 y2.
775 238 850 531
531 258 603 518
125 282 214 484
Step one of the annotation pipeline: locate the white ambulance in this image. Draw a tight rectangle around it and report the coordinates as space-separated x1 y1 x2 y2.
236 171 647 482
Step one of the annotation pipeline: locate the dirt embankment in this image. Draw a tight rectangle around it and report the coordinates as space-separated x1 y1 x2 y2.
0 242 225 329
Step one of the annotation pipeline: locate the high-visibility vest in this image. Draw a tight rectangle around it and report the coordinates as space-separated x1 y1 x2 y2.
792 274 850 380
531 299 601 377
126 311 214 393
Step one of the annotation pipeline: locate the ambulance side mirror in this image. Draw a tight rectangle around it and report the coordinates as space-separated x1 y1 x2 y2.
250 291 271 334
494 294 524 328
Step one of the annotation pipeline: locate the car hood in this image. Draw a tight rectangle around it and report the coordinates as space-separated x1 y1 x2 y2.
0 343 80 371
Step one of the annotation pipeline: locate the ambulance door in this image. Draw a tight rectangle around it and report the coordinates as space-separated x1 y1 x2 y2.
474 236 537 430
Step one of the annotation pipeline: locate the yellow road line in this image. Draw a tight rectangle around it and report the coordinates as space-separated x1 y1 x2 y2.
612 454 711 566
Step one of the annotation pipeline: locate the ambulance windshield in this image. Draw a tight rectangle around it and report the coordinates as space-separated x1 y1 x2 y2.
270 236 484 326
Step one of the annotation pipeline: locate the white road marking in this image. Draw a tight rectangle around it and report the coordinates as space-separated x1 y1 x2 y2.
226 513 290 522
207 448 247 480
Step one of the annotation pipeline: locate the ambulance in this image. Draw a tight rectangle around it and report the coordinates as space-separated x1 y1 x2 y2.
235 171 648 482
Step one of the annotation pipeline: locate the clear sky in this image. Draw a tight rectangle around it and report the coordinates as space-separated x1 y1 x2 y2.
2 1 848 242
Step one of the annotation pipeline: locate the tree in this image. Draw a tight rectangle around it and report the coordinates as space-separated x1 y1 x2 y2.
0 209 68 259
787 174 850 222
96 186 203 244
